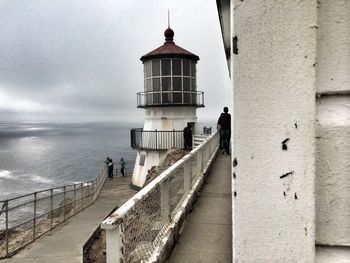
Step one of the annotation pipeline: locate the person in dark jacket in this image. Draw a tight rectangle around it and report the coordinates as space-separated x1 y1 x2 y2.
217 107 231 155
108 158 114 180
183 124 193 150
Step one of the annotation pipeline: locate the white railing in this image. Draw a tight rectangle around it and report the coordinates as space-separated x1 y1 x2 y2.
101 131 219 263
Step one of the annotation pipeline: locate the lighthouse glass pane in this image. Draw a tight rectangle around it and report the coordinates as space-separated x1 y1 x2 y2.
190 78 196 91
191 62 196 77
145 61 152 78
162 77 171 91
152 60 160 76
173 92 182 103
184 92 191 103
183 77 190 91
192 93 197 104
162 92 171 104
153 93 160 104
173 77 182 91
145 79 152 92
172 59 181 75
146 93 152 105
153 78 160 91
183 60 190 76
161 59 171 76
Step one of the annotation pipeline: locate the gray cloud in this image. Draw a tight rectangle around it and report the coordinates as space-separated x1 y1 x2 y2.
0 0 230 123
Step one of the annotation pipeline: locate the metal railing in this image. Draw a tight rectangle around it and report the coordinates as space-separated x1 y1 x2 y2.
130 128 185 150
0 165 109 258
137 91 204 108
101 131 219 263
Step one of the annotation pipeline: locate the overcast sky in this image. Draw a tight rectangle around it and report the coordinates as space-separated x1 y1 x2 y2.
0 0 230 123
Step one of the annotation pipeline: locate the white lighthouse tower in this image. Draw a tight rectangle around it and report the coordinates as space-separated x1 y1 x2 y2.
130 26 204 188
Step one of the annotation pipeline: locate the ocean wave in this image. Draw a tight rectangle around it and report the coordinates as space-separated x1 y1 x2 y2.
0 170 52 184
0 170 12 179
26 174 53 184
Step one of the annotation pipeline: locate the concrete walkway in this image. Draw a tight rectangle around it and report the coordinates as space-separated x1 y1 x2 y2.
2 175 137 263
167 153 232 263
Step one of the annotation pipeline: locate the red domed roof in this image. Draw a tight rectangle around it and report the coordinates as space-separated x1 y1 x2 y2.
140 27 199 62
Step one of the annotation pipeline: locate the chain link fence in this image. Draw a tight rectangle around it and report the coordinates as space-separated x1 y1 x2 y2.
102 131 219 263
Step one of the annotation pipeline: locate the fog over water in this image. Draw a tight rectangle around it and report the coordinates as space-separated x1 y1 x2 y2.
0 122 137 200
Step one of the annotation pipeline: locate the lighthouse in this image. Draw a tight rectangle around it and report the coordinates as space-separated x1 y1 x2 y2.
130 26 204 187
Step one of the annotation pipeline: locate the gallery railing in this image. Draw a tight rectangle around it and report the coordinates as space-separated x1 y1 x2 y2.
130 128 185 150
102 131 219 263
136 91 204 108
0 165 109 258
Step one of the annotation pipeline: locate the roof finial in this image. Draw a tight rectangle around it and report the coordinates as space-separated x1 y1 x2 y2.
164 10 174 43
168 9 170 28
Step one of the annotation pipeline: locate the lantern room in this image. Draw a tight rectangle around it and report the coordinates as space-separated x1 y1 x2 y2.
138 27 204 108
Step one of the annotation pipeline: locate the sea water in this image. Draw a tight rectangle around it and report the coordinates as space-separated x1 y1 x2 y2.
0 122 138 200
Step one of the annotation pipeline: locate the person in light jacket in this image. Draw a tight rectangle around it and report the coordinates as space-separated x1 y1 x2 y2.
119 158 126 177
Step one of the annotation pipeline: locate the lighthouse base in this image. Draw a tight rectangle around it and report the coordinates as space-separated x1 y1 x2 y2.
131 150 168 187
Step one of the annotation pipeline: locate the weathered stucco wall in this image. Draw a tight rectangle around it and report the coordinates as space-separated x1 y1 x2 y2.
315 0 350 246
232 0 316 261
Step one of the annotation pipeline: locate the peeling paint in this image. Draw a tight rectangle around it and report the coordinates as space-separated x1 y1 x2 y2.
232 36 238 55
281 138 290 151
280 171 294 179
233 158 238 167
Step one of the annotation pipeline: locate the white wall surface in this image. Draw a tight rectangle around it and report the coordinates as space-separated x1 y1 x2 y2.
232 0 316 262
144 107 197 131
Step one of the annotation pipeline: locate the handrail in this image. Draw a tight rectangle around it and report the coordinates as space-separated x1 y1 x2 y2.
130 128 185 150
101 131 219 262
0 161 117 258
137 90 205 108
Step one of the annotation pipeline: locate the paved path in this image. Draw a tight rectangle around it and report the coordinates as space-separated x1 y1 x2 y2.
2 175 137 263
167 153 232 263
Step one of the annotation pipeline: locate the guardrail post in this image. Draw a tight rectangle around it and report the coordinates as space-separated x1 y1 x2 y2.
106 225 122 263
197 149 203 176
184 160 191 192
140 130 143 149
33 192 37 240
5 200 9 257
79 183 83 211
173 129 175 148
50 189 53 229
63 186 66 222
160 179 171 222
73 184 76 214
155 129 158 150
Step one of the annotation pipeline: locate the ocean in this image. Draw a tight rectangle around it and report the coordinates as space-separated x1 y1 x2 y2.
0 122 138 200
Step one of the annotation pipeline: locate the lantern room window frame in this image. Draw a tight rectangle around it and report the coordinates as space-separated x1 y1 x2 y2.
143 58 197 105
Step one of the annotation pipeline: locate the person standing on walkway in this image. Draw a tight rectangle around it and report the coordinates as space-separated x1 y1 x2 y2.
108 158 114 180
217 107 231 155
183 124 193 150
119 158 126 177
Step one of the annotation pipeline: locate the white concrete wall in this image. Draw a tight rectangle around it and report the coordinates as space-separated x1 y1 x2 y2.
144 107 197 131
315 0 350 246
232 0 316 262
